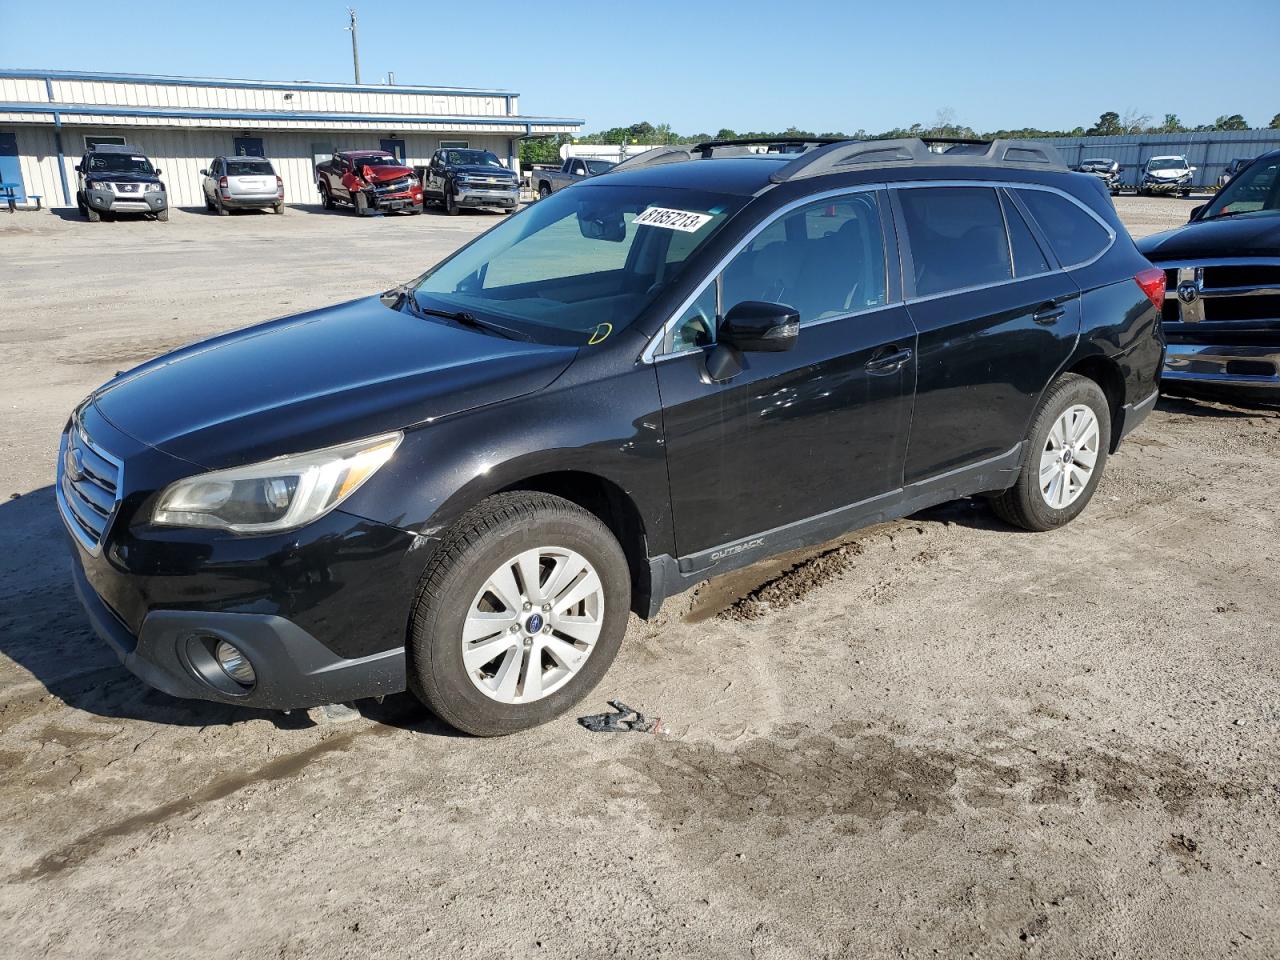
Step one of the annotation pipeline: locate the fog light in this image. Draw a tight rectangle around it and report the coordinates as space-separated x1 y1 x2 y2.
214 640 256 685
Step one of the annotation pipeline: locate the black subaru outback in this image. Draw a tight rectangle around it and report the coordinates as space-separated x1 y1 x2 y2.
59 137 1164 735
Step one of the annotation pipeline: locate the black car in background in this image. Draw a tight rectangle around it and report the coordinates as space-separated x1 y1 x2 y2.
1078 157 1122 195
1138 149 1280 403
59 137 1164 736
1217 157 1253 190
75 143 168 222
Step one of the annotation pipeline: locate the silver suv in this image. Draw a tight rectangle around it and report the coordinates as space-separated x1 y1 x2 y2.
200 156 285 215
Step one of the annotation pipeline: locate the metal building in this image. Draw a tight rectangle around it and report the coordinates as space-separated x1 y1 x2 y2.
0 69 583 208
1042 129 1280 189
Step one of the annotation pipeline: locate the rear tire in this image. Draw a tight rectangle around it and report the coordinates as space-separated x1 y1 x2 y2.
407 492 630 737
990 373 1111 532
320 184 335 210
538 182 551 200
216 196 229 216
274 203 285 215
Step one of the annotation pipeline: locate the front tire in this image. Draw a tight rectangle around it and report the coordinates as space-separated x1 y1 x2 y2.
444 182 460 215
990 373 1111 532
408 492 631 737
355 191 370 217
156 206 169 222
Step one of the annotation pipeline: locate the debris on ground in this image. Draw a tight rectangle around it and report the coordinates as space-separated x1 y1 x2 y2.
578 700 667 736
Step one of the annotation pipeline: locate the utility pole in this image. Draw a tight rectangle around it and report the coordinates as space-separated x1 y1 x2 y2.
346 8 361 84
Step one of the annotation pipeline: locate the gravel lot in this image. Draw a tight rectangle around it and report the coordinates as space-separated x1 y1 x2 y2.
1 195 1277 960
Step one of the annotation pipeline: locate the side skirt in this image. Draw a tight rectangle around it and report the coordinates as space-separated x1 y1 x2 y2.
641 443 1023 618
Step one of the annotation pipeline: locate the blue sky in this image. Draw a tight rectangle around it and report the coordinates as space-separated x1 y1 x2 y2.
2 0 1276 134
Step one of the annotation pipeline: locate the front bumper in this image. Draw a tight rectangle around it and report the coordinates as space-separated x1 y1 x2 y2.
1161 343 1280 401
454 185 519 208
57 408 424 710
70 559 405 710
87 188 167 213
371 190 423 212
1141 178 1192 194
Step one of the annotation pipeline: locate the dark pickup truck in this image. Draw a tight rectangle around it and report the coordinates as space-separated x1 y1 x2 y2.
416 148 519 215
1139 149 1280 403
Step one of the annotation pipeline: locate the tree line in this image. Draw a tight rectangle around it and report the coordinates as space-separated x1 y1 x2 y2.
521 110 1280 165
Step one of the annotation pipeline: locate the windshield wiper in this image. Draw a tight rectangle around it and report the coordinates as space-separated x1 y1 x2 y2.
393 287 523 340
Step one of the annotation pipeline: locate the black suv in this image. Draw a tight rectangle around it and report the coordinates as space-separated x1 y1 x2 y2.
59 137 1164 735
75 143 168 222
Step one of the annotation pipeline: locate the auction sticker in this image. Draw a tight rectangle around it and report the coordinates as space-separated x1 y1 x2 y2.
634 206 713 232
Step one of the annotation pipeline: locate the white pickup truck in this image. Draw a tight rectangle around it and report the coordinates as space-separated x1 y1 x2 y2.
532 157 617 198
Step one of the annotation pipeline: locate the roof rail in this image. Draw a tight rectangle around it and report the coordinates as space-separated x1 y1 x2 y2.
771 137 1068 183
610 136 844 172
690 136 844 157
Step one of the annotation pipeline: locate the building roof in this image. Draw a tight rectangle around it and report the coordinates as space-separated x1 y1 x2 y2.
0 67 516 98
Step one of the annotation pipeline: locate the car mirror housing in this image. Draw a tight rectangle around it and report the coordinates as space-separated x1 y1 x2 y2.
719 301 800 353
199 169 208 176
1189 204 1205 222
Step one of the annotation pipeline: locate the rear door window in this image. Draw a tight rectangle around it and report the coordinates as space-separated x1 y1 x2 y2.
897 187 1012 297
1015 189 1111 267
1000 191 1051 276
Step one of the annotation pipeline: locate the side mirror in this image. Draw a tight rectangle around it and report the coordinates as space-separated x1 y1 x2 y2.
155 168 162 176
199 169 208 176
74 163 82 173
1189 204 1205 222
719 301 800 352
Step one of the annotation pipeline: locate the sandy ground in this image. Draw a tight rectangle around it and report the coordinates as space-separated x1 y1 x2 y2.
1 195 1277 959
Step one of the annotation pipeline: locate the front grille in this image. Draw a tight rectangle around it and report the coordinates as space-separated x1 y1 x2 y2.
114 183 141 193
57 422 122 552
1161 260 1280 325
463 178 515 189
375 177 416 193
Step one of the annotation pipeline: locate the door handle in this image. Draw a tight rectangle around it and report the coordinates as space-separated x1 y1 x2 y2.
1033 302 1067 325
865 346 913 374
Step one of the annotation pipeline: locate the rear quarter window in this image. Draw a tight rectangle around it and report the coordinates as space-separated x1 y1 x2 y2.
1016 189 1111 266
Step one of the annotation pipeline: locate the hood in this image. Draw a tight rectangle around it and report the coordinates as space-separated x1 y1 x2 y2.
360 164 415 184
453 165 517 179
90 171 160 184
91 296 577 469
1144 167 1190 179
1137 211 1280 261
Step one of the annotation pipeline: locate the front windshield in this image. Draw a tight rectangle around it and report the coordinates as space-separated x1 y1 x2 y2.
87 153 155 175
355 155 401 167
1201 156 1279 218
1147 158 1188 171
584 160 616 175
413 184 744 346
446 150 502 167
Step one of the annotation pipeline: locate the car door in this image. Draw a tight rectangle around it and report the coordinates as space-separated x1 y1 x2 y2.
330 155 351 201
654 188 918 567
428 151 445 197
893 183 1081 484
202 159 215 201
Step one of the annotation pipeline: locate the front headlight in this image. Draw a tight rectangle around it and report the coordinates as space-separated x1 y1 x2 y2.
152 432 401 533
146 182 164 192
87 180 111 192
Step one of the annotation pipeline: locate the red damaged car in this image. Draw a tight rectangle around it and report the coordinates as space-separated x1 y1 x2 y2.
315 150 424 216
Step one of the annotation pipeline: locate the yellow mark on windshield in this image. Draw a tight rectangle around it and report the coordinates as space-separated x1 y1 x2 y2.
588 323 613 345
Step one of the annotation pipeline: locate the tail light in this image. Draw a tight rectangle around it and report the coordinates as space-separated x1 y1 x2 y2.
218 176 229 191
276 175 284 197
1135 267 1166 310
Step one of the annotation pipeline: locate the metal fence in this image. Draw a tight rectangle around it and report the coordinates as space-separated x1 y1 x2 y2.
1041 129 1280 189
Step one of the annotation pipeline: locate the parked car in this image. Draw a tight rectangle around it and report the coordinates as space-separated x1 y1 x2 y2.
200 156 285 215
315 150 423 215
59 136 1163 735
416 148 519 215
533 157 617 198
1078 157 1122 195
1138 149 1280 403
75 143 168 222
1139 156 1195 197
1217 157 1253 190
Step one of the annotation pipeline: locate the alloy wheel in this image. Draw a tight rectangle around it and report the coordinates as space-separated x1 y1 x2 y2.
462 547 604 704
1039 404 1100 510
